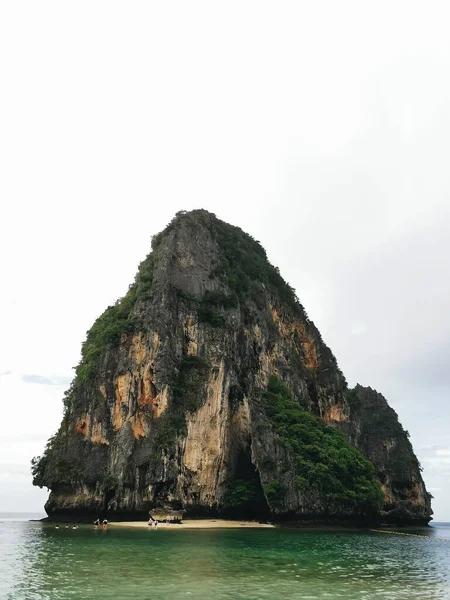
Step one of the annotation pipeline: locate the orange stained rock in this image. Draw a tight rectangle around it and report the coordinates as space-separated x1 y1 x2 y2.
113 374 129 430
152 331 160 354
76 417 89 435
130 413 146 439
137 365 157 408
184 314 198 357
152 386 169 418
76 414 109 444
301 339 320 369
91 421 109 445
324 403 349 423
270 305 320 369
130 333 147 366
382 484 395 504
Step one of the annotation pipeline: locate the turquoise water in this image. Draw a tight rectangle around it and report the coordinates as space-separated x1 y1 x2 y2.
1 515 450 599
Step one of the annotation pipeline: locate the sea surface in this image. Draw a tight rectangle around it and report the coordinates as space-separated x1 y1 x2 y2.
1 513 450 599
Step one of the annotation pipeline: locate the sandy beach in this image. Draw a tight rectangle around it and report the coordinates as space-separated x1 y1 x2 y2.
111 519 274 529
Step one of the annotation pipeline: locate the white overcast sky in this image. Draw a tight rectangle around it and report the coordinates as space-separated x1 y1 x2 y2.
1 1 449 520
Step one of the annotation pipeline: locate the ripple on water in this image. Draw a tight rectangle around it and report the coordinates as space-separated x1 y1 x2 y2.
0 523 449 599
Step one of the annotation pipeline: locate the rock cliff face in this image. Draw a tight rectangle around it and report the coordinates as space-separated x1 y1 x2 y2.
344 385 432 523
32 210 432 524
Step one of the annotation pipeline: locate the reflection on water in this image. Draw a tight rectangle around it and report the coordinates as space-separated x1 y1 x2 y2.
1 518 450 599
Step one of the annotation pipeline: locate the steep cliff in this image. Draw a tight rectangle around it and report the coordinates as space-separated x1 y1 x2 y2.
32 210 432 524
344 385 432 524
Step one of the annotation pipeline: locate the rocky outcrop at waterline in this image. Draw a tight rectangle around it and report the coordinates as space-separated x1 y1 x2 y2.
32 210 432 524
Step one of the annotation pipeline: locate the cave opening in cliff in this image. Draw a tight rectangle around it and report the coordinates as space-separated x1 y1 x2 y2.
103 487 116 512
224 448 270 520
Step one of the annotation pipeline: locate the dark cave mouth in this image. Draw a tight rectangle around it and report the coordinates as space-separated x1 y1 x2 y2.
222 448 271 520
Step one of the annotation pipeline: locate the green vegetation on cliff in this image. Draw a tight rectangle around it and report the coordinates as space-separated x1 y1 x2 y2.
170 355 209 430
223 479 261 515
161 209 307 316
208 215 303 313
348 386 422 486
263 376 384 514
76 252 155 383
31 433 86 488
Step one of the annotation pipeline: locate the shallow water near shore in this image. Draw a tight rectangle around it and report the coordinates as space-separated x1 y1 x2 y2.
1 514 450 599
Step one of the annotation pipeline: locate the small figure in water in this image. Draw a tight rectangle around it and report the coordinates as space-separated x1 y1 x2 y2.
55 525 59 529
65 524 70 529
102 519 108 530
94 518 100 529
72 525 78 530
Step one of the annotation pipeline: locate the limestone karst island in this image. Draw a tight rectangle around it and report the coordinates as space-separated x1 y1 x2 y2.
32 210 432 525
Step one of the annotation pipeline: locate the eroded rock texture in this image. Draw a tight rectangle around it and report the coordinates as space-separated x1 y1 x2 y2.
33 210 431 524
